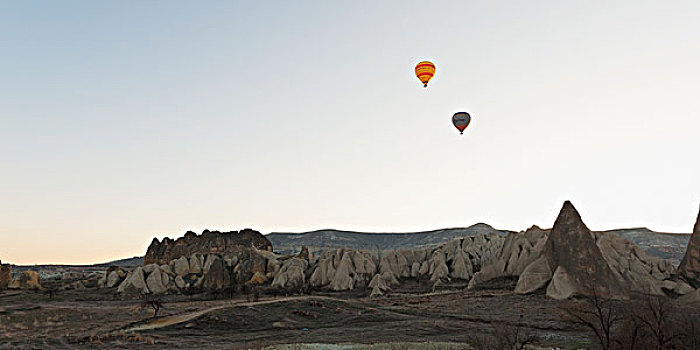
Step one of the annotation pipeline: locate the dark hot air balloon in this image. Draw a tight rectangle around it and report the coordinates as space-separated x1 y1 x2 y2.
452 112 471 135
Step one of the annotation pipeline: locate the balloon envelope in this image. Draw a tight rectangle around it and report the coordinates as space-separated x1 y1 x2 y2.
415 61 435 87
452 112 471 134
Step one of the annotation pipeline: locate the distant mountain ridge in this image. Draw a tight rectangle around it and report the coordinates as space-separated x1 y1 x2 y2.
267 223 513 254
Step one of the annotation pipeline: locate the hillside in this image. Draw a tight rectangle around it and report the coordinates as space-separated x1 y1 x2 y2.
267 223 512 254
605 228 690 263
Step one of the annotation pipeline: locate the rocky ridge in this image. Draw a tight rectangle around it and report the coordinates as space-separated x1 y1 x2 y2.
144 229 273 265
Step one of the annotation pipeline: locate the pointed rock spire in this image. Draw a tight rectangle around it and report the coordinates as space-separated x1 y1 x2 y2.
541 201 624 297
678 206 700 286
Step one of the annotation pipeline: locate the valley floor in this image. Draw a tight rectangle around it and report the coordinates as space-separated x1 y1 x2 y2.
0 283 595 349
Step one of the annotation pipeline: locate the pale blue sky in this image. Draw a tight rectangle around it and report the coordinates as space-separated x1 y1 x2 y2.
1 1 699 264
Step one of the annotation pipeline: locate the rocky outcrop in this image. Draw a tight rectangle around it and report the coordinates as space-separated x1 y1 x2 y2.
0 261 11 290
514 256 552 294
117 266 148 294
468 226 548 290
144 229 273 265
542 201 625 297
271 257 308 290
202 257 230 290
678 207 700 287
368 273 392 297
9 270 41 290
118 246 274 295
98 266 127 288
470 201 676 299
301 233 504 293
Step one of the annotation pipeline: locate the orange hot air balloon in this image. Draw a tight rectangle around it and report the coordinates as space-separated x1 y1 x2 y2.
415 61 436 88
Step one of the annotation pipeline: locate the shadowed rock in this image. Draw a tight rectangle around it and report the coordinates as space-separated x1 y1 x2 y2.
8 270 41 290
144 229 273 265
202 256 231 291
0 261 11 290
541 201 625 297
678 207 700 287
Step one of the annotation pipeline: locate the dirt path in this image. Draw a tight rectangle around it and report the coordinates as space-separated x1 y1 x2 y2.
123 295 345 332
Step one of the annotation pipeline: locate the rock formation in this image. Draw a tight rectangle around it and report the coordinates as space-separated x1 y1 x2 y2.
117 246 276 295
9 270 41 290
541 201 625 298
678 207 700 287
98 266 127 288
144 229 273 265
470 201 675 299
0 261 11 290
271 257 308 290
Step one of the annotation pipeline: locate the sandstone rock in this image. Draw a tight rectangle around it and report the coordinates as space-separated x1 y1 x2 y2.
8 270 41 290
329 252 355 291
159 264 173 276
410 262 421 278
546 266 575 300
369 273 391 297
381 270 400 286
298 246 309 260
419 261 430 275
352 251 377 282
173 256 190 277
449 249 472 280
249 271 267 285
233 249 268 284
272 257 308 290
514 256 552 294
203 254 216 274
202 256 231 291
267 258 281 275
429 250 449 283
467 260 506 290
143 264 158 275
175 275 186 289
673 281 695 295
309 251 336 287
146 267 168 294
679 288 700 306
541 201 624 297
106 270 125 288
678 207 700 287
0 262 12 290
144 228 273 265
189 254 203 274
117 267 148 294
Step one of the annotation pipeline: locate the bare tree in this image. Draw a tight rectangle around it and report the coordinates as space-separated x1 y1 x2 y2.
140 294 164 318
632 294 682 350
470 322 538 350
491 322 538 350
613 309 644 350
561 289 622 350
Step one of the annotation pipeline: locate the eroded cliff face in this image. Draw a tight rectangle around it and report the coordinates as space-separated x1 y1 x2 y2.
678 208 700 287
143 229 273 265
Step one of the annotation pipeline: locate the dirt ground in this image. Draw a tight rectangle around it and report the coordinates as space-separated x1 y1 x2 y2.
0 281 594 350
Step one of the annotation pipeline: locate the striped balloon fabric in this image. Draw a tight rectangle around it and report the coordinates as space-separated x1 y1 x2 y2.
415 61 436 87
